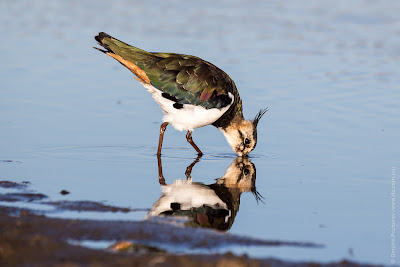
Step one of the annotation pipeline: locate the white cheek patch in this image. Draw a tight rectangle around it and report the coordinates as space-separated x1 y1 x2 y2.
218 123 257 155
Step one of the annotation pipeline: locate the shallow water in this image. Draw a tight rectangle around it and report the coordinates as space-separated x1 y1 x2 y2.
1 0 399 265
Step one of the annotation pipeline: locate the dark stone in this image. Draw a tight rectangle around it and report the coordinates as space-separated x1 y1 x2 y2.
60 190 70 195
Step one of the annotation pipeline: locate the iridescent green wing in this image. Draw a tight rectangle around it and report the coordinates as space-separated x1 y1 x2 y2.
148 53 236 109
95 33 237 109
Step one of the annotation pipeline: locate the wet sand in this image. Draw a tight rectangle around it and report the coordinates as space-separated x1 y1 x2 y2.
0 205 378 267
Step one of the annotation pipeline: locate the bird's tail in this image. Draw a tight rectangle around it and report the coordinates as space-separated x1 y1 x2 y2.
94 32 147 55
94 32 153 84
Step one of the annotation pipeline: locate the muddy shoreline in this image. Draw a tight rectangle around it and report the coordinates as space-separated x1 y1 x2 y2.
0 205 377 267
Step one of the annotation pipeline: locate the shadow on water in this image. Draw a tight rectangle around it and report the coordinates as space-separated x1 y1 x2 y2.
148 156 264 231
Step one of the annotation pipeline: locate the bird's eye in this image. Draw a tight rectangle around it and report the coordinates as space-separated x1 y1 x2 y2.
244 138 250 145
244 168 249 175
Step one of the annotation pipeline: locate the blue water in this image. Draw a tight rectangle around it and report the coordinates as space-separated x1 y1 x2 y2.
1 0 399 265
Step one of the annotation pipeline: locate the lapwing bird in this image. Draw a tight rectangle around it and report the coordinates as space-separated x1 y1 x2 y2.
94 32 267 156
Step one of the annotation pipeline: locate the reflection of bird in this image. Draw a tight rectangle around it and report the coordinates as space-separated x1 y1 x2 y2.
147 157 262 231
94 33 267 156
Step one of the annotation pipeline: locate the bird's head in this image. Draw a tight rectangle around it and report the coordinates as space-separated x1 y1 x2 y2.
221 108 267 157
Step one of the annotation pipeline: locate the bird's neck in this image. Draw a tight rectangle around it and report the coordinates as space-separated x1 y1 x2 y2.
212 97 244 130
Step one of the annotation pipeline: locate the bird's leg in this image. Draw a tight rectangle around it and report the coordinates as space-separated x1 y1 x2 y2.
157 154 166 185
157 122 169 156
186 130 203 156
185 154 202 180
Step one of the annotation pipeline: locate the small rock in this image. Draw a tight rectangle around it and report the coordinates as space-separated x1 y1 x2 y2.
60 190 70 195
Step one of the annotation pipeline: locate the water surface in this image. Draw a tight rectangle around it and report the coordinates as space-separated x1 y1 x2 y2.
1 1 399 265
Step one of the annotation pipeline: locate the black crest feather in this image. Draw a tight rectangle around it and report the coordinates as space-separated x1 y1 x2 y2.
253 108 268 127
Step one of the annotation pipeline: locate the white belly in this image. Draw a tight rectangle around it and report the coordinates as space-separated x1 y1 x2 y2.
146 179 229 219
141 82 234 131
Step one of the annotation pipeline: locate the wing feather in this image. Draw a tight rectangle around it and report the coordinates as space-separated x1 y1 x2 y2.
95 32 237 109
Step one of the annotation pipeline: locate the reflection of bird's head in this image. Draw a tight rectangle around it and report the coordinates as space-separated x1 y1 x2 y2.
216 157 263 204
216 157 256 192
